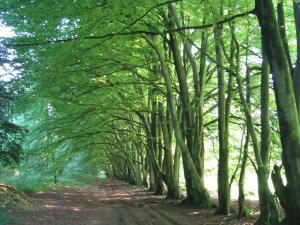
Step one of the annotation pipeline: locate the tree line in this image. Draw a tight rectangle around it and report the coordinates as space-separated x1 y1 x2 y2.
0 0 299 224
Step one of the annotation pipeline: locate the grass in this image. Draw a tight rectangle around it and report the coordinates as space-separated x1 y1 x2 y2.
2 171 97 194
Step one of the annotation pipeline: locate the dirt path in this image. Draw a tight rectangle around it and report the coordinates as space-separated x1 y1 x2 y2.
8 179 257 225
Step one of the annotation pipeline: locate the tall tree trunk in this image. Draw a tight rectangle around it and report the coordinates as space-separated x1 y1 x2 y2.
173 141 181 199
143 35 211 208
276 2 293 72
160 4 211 207
238 130 249 218
151 89 164 195
214 21 230 215
138 111 165 194
198 15 209 195
52 152 57 184
141 151 149 188
169 3 211 206
169 4 204 205
158 101 176 198
233 31 279 225
133 142 143 186
256 43 273 225
238 39 251 218
293 0 300 123
255 1 300 224
178 102 194 202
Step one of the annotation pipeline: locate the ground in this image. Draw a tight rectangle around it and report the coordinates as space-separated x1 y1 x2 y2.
8 179 258 225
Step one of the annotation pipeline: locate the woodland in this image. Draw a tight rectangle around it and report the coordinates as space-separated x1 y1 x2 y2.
0 0 299 225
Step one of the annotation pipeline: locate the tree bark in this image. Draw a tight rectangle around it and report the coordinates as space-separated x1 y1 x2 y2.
293 0 300 123
214 21 230 215
143 35 211 208
232 29 279 225
256 42 273 225
238 130 249 218
255 1 300 223
158 101 176 198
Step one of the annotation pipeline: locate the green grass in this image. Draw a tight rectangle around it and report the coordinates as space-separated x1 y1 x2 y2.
2 171 97 194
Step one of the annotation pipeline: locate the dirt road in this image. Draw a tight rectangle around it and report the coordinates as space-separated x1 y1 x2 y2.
8 179 256 225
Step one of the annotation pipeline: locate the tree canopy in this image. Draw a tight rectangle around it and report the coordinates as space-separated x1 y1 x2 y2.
0 0 300 224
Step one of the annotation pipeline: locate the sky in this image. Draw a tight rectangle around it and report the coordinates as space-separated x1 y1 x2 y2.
0 22 15 38
0 22 16 81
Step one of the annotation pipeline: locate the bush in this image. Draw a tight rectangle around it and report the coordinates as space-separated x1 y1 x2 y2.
4 173 51 193
1 167 98 194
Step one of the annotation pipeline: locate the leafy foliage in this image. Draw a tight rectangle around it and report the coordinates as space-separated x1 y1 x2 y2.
0 82 24 166
0 0 299 223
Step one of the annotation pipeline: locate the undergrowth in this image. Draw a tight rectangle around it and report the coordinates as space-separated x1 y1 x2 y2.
2 171 97 194
0 208 11 225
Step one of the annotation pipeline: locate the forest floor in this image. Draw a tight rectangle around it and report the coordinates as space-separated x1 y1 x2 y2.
8 179 259 225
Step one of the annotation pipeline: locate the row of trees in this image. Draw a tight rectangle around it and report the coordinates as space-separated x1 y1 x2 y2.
0 0 299 224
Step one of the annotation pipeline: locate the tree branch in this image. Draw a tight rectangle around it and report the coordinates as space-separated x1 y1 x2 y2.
7 9 255 47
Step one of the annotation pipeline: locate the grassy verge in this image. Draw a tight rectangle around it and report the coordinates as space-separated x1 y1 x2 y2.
2 172 98 194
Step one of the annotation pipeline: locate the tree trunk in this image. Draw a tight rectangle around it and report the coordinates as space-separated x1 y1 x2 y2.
256 42 273 225
214 22 230 215
238 41 251 218
168 4 209 205
276 2 293 73
238 130 249 218
293 0 300 123
158 101 177 198
143 35 211 208
52 152 57 184
255 1 300 223
133 142 143 186
173 142 181 199
232 29 279 225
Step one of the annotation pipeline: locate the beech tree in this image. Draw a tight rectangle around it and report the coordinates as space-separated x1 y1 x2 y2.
0 0 299 224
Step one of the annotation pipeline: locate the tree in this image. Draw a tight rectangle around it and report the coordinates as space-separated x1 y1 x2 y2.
0 1 299 224
255 0 300 224
0 81 23 166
